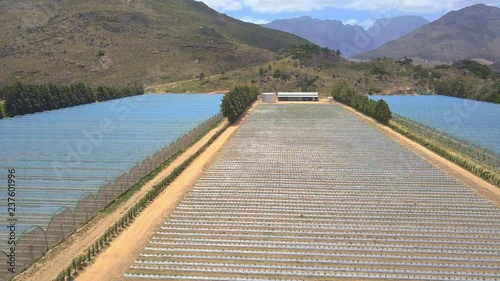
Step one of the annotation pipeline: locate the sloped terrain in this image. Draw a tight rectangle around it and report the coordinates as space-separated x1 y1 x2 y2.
356 4 500 62
0 0 310 86
264 16 429 57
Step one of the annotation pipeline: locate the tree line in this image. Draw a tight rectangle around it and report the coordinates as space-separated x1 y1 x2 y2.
332 82 392 125
434 78 500 104
0 82 144 117
221 85 259 123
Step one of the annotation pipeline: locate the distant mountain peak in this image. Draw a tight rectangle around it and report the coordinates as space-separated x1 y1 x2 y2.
355 4 500 62
263 15 429 57
465 3 491 9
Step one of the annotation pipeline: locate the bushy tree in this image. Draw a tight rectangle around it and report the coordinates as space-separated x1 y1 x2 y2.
331 81 356 106
332 82 392 124
221 85 259 123
434 78 474 99
453 60 492 79
373 99 392 124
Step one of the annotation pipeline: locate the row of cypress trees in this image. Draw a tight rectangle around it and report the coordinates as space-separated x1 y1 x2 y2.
221 85 259 123
0 82 144 117
331 82 392 125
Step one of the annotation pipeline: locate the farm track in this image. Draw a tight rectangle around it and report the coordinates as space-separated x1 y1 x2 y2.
82 102 498 281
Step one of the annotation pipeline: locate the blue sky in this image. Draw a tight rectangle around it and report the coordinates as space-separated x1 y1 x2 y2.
199 1 500 28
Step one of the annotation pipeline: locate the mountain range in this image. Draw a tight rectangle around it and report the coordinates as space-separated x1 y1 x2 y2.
263 16 429 57
355 4 500 63
2 0 499 89
0 0 309 86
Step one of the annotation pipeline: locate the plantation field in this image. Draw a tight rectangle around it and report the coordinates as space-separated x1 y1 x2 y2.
122 104 500 280
0 94 223 279
371 95 500 155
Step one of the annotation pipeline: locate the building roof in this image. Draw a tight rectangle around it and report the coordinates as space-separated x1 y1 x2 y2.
277 92 319 98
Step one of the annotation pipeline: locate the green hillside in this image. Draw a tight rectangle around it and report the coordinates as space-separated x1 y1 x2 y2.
0 0 310 86
155 46 499 103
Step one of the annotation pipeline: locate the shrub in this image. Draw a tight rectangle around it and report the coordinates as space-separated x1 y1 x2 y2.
370 66 389 76
297 74 319 92
331 81 356 106
272 69 282 79
372 99 392 124
453 59 492 79
434 78 474 99
435 64 451 70
197 72 205 80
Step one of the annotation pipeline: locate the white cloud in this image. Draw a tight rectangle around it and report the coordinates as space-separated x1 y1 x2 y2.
343 19 375 29
239 17 271 24
199 0 499 14
198 0 243 11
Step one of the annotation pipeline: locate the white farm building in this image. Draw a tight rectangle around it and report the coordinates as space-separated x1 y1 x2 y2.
277 92 319 102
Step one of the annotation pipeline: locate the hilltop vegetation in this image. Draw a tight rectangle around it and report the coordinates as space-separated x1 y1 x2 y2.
434 78 500 103
151 45 500 104
431 60 500 103
0 0 309 86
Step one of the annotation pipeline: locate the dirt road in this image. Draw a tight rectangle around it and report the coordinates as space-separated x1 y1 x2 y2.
145 74 222 92
75 103 258 281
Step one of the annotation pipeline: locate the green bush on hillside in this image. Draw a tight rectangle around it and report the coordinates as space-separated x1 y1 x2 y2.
452 60 492 79
434 78 475 99
221 85 259 123
434 77 500 104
